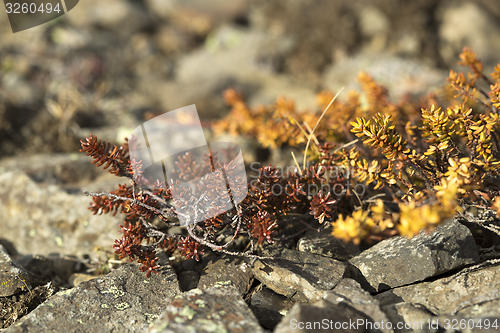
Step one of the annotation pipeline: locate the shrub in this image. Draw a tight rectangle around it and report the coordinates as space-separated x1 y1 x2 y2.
81 48 500 276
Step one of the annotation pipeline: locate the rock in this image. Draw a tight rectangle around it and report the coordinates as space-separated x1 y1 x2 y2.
326 279 392 333
349 219 480 292
439 1 500 72
5 263 180 332
383 301 500 333
273 298 374 333
297 228 360 261
250 0 361 85
68 273 97 287
249 285 295 330
17 254 82 285
323 53 445 102
66 0 151 33
146 0 248 25
381 302 435 333
0 153 102 187
147 25 318 119
358 5 390 44
148 282 264 333
252 248 346 303
0 171 122 260
0 245 31 297
376 263 500 318
198 254 254 296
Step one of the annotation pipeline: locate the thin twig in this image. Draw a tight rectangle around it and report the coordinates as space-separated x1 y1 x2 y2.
303 121 320 146
186 224 272 260
291 151 302 176
84 191 181 220
303 88 344 169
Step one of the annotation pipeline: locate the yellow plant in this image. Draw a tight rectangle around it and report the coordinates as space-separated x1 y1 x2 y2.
214 47 500 245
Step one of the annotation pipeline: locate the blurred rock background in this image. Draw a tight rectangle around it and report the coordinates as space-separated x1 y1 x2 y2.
1 0 499 157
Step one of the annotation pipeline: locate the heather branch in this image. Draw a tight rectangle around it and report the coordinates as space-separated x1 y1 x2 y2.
84 191 180 220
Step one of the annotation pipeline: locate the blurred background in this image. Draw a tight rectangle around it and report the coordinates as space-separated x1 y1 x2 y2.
1 0 500 158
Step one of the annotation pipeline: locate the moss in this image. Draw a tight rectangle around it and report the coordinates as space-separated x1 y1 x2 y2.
100 286 125 298
179 306 197 320
114 302 130 310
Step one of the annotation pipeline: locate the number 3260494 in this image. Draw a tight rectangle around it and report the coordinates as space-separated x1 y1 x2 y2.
5 2 62 14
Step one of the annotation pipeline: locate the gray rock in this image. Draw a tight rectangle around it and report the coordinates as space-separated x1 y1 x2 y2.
198 254 254 296
252 249 346 303
274 298 374 333
146 0 248 23
383 301 500 333
439 1 500 73
376 263 500 318
298 228 360 261
147 25 318 118
0 153 102 187
5 263 180 332
349 219 479 292
323 53 445 102
249 285 295 330
326 278 393 333
66 0 150 33
381 302 435 333
17 254 81 285
0 245 30 297
148 282 264 333
0 171 122 260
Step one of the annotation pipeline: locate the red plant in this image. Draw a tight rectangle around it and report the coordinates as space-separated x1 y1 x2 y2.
80 132 349 276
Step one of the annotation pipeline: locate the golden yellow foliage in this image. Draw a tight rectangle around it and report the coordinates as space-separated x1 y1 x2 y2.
215 47 500 245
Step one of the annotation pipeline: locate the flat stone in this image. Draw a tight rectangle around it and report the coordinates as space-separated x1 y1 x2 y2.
326 278 393 333
149 282 264 333
376 263 500 318
0 245 31 297
0 171 122 260
5 263 180 332
274 298 374 333
252 248 346 303
349 219 480 292
383 302 500 333
298 228 360 261
198 254 254 296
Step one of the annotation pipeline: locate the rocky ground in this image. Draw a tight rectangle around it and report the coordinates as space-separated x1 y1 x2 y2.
1 0 500 332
